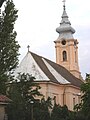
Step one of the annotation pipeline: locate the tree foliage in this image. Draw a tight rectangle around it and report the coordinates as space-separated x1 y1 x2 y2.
73 73 90 120
34 97 52 120
0 0 5 7
51 104 69 120
0 0 20 94
7 73 42 120
80 73 90 119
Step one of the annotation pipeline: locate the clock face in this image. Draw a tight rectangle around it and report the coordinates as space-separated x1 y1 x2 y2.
61 40 66 45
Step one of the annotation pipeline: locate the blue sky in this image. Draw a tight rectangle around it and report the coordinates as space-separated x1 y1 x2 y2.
13 0 90 79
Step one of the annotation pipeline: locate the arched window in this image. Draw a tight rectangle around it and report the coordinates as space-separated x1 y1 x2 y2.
75 51 77 63
63 51 67 61
73 98 75 107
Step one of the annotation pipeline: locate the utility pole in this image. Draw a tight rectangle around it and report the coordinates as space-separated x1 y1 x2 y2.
30 101 34 120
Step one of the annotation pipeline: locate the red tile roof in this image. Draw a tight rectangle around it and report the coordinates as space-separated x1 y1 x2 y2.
0 95 11 103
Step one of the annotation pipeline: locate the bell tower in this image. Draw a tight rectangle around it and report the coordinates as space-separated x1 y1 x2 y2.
54 1 81 79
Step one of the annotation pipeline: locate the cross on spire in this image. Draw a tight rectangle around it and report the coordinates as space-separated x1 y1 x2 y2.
27 45 30 52
62 0 66 10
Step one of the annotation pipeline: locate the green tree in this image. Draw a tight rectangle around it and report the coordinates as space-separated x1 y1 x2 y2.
73 73 90 120
34 97 52 120
51 104 69 120
7 73 42 120
80 73 90 120
0 0 20 94
0 0 5 7
69 111 85 120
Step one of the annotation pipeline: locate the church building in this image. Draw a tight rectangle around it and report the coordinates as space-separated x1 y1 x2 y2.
14 2 83 111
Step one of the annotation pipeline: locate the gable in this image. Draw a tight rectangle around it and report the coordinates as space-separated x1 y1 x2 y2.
14 52 49 81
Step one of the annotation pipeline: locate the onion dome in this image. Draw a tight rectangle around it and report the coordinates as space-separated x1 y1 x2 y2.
56 3 75 39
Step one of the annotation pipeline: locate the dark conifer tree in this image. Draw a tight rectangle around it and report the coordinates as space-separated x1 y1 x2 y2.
0 0 20 94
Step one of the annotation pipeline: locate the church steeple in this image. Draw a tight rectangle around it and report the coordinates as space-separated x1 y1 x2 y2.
54 1 81 79
63 0 66 11
56 0 75 40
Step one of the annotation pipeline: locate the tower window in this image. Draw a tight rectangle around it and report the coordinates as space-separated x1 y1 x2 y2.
63 51 67 61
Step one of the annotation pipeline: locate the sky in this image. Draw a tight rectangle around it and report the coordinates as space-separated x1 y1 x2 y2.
12 0 90 79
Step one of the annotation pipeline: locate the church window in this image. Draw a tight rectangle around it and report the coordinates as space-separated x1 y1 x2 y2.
78 96 81 104
63 51 67 61
73 98 75 107
53 96 56 104
75 51 77 63
52 94 59 104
